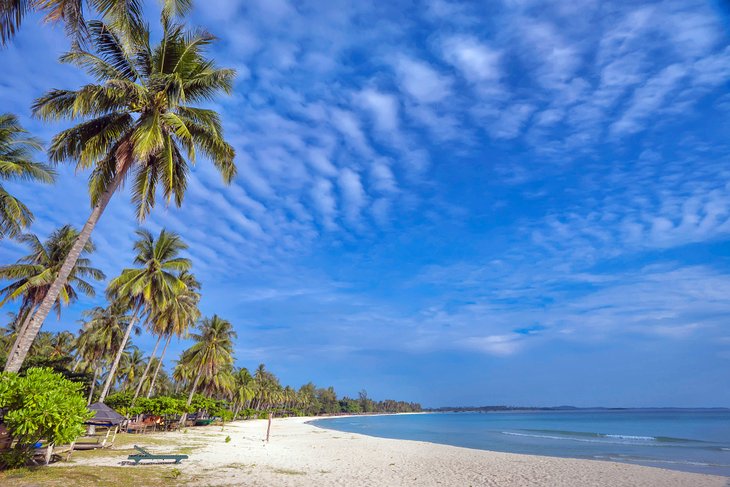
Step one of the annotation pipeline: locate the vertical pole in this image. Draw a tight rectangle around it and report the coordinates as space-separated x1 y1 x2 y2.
44 443 54 465
265 411 272 442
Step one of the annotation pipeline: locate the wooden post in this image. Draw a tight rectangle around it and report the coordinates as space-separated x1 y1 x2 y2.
65 441 75 462
101 427 111 447
110 425 118 447
265 412 272 442
44 443 54 465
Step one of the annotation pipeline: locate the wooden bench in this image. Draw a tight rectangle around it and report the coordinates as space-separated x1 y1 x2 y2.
127 445 188 465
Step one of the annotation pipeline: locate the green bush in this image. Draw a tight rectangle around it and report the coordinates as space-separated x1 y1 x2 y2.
0 367 92 469
239 408 256 419
130 396 189 417
104 391 135 412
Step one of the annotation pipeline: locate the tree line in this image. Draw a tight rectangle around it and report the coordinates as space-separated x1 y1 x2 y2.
0 227 421 417
0 0 420 420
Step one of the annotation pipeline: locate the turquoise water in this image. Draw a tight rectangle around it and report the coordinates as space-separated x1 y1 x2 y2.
311 410 730 476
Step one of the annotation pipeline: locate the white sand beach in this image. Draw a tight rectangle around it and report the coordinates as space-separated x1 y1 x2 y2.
66 416 727 486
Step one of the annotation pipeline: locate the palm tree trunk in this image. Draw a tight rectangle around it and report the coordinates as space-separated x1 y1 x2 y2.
87 367 99 405
147 334 171 398
133 334 162 400
179 366 203 427
98 307 140 403
4 168 127 373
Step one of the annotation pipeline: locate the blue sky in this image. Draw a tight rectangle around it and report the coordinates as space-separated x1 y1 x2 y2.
1 0 729 407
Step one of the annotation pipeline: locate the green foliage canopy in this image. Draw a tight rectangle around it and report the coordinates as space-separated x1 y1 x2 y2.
0 367 91 467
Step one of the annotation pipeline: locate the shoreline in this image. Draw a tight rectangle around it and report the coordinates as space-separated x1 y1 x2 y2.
308 412 729 477
49 416 727 486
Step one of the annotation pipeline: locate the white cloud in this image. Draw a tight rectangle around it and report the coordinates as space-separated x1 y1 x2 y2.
461 334 525 356
311 178 338 230
394 56 453 103
338 168 367 224
610 63 687 136
440 35 502 84
355 89 400 133
370 160 397 193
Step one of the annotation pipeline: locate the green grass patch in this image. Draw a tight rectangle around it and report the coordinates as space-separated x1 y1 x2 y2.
0 466 186 486
68 447 137 460
273 468 306 475
110 433 169 448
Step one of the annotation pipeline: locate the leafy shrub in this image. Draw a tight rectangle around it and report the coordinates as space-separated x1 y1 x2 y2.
189 394 232 420
104 391 135 412
0 368 92 469
239 408 257 419
225 435 231 443
130 396 189 417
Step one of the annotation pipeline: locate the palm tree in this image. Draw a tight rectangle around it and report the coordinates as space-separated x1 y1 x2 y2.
48 330 76 359
232 367 255 419
118 346 145 390
0 225 104 364
146 271 199 398
0 113 55 238
98 228 191 402
76 304 129 404
6 9 236 374
0 311 22 354
178 315 235 425
0 0 190 45
28 330 54 356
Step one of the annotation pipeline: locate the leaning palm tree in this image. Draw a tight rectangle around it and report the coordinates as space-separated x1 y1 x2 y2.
0 0 190 45
0 225 104 363
6 10 236 374
146 271 199 398
178 315 235 425
98 228 191 402
0 113 55 239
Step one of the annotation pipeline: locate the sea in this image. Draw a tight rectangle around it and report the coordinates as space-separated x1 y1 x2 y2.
311 409 730 476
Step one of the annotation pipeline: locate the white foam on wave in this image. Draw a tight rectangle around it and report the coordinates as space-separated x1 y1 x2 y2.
604 434 656 441
502 431 659 445
502 431 606 444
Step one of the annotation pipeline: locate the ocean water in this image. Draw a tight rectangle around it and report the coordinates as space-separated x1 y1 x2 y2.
311 410 730 476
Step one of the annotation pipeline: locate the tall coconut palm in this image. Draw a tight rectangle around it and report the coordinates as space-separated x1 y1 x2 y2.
0 0 191 46
76 304 129 404
0 311 22 353
28 330 54 356
146 270 199 398
0 225 104 363
5 13 236 374
0 113 55 238
99 228 190 402
118 346 145 390
178 315 235 425
48 330 76 359
232 367 255 418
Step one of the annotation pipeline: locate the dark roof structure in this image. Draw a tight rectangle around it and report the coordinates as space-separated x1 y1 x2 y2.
87 402 126 425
